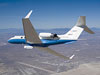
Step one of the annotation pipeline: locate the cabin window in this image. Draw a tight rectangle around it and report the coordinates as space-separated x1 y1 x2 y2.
21 37 23 39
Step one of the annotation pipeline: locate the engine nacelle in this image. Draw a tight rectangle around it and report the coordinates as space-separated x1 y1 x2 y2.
39 33 58 39
24 45 33 49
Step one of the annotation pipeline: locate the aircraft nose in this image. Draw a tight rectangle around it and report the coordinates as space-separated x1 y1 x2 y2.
8 39 11 43
8 38 12 43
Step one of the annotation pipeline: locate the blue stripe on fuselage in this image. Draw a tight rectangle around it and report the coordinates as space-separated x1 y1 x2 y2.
8 39 76 46
41 39 76 45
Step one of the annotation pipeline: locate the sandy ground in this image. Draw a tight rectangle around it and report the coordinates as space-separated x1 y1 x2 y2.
52 62 100 75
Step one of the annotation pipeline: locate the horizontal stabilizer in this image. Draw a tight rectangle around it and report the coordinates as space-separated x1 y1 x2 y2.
76 16 94 34
84 25 94 34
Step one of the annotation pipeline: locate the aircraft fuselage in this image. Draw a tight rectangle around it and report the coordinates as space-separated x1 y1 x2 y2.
8 36 76 46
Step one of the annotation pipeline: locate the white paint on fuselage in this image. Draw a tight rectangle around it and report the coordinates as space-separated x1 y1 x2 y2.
9 36 25 40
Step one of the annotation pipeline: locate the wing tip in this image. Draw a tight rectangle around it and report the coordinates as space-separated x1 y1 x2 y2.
69 54 75 60
25 10 33 19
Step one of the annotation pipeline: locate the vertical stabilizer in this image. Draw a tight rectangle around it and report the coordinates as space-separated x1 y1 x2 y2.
76 16 86 26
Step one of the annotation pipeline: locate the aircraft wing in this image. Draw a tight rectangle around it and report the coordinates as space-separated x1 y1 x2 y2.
35 47 74 60
22 10 42 44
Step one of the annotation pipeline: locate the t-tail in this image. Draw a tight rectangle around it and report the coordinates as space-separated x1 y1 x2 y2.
64 16 94 40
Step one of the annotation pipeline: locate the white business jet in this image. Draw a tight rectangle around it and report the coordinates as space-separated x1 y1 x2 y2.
8 10 94 60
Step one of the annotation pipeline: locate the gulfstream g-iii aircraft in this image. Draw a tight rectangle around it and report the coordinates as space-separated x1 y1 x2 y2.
8 10 94 60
